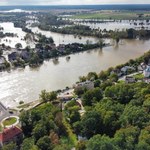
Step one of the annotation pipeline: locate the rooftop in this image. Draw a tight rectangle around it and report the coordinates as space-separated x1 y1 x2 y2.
0 126 22 143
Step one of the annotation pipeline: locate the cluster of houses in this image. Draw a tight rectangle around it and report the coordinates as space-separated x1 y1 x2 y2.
4 43 85 64
58 81 94 101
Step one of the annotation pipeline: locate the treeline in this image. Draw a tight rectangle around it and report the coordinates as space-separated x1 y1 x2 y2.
0 32 16 38
37 13 73 29
39 24 150 41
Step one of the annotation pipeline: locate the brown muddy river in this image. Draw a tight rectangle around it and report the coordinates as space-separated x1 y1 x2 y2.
0 38 150 108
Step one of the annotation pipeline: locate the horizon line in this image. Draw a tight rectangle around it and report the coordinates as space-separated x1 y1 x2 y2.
1 4 150 6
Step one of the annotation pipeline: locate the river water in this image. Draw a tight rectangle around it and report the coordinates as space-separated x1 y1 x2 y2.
0 22 150 108
0 38 150 108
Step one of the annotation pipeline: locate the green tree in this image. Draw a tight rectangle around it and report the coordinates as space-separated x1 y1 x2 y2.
86 134 117 150
15 43 22 49
32 123 47 142
99 71 108 81
137 125 150 150
19 111 33 136
80 111 103 138
40 90 57 103
37 136 52 150
119 104 149 128
21 138 35 150
114 126 140 150
76 140 86 150
2 142 16 150
95 98 124 136
82 87 103 106
87 72 98 81
105 83 135 104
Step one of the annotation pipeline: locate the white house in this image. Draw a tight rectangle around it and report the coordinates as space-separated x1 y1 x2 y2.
144 65 150 78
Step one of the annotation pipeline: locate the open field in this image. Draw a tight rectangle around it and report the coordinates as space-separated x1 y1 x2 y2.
71 11 150 20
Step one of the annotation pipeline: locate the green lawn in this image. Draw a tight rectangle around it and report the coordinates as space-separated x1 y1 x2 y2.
0 125 3 132
2 117 17 126
133 73 144 80
71 11 150 20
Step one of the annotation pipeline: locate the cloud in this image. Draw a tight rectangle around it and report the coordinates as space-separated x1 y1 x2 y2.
0 0 150 5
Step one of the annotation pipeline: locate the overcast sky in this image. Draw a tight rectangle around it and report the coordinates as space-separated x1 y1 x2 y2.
0 0 150 5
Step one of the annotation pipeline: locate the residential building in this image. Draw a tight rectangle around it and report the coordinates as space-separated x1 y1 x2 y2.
125 76 136 83
143 65 150 78
73 80 94 90
0 126 23 147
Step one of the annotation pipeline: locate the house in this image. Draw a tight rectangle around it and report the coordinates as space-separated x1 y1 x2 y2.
57 44 65 52
121 66 135 74
0 126 23 147
143 65 150 78
49 43 56 50
138 62 147 71
125 76 136 83
73 80 94 90
8 52 19 62
20 51 30 61
110 69 123 77
57 89 74 101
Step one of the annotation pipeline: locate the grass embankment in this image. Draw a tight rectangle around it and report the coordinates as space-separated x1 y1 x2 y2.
2 117 17 126
133 73 144 80
72 11 150 20
61 119 77 148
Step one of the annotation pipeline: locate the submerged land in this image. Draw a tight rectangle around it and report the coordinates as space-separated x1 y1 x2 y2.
0 4 150 150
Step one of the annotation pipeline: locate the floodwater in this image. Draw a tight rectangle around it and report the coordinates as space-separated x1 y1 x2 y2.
0 22 34 48
67 19 150 31
30 27 100 46
0 22 150 108
0 38 150 108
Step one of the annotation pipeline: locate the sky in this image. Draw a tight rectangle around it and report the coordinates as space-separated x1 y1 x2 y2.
0 0 150 5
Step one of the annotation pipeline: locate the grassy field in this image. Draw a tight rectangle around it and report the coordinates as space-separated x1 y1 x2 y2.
71 11 150 20
2 117 17 126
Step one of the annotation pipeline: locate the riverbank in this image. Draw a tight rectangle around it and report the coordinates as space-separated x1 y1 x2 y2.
0 38 149 108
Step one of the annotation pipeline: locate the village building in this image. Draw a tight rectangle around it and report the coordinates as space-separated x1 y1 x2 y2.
125 76 136 83
143 65 150 78
57 89 74 101
0 126 23 147
20 51 30 62
121 66 135 74
138 62 147 71
73 80 94 90
8 52 19 62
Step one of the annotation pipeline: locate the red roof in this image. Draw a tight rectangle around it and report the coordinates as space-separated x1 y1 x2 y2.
0 126 22 143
